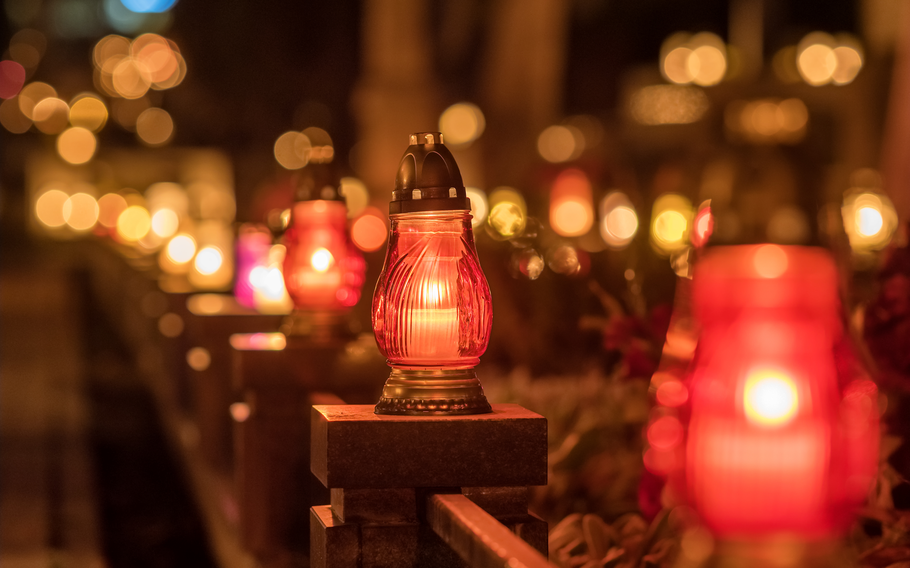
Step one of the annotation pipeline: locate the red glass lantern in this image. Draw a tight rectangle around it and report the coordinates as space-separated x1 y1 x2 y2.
372 133 493 415
677 245 878 539
281 164 365 338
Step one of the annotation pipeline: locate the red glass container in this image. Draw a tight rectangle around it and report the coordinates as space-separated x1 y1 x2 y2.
680 245 878 539
280 164 365 339
372 133 493 415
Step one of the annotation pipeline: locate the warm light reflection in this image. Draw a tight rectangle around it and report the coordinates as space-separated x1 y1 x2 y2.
629 85 709 125
753 244 788 278
796 33 863 87
725 98 808 144
842 190 897 251
229 332 287 351
69 95 108 131
743 370 799 427
856 207 883 237
551 199 593 237
466 187 488 228
151 208 179 237
832 45 863 85
654 211 687 243
62 193 99 231
186 347 210 371
194 246 223 275
651 194 693 254
57 127 97 164
253 245 293 314
35 189 69 228
438 102 485 146
116 205 151 241
657 380 689 407
600 193 639 249
112 57 152 98
136 107 173 145
350 207 388 252
487 187 527 240
166 233 196 263
98 193 128 228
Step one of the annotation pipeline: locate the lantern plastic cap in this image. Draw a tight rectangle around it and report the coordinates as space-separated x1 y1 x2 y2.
390 132 470 214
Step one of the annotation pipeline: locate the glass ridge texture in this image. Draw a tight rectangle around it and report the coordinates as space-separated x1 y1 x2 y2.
283 200 365 311
679 245 878 539
372 211 492 368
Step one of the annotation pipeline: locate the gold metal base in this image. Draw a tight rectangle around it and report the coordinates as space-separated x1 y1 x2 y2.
280 310 358 345
374 368 492 415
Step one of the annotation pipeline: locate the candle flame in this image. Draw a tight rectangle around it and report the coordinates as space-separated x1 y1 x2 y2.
744 369 799 427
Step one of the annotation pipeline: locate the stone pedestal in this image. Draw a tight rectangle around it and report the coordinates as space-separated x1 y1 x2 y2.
310 404 549 568
231 335 382 565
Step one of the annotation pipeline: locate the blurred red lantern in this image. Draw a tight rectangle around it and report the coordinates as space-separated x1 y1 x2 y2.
372 133 492 415
671 245 878 538
281 163 365 337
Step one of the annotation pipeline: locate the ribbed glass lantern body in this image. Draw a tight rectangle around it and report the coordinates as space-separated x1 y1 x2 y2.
372 211 492 368
282 200 365 311
682 245 878 539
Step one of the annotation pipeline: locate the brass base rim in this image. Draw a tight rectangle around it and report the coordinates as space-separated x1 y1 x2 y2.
375 368 492 415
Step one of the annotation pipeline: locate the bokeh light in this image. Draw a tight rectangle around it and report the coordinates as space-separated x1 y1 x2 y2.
600 192 638 249
57 127 97 165
32 97 69 134
549 169 594 237
35 189 70 228
1 97 32 133
166 233 196 263
112 57 151 98
120 0 179 16
0 61 27 99
487 187 527 240
651 194 693 254
795 32 862 87
350 207 387 252
18 82 56 119
69 95 108 131
136 107 174 145
661 32 727 86
340 177 369 217
151 208 179 237
186 347 210 371
537 125 583 163
9 29 46 70
629 85 709 125
62 193 99 231
274 131 311 170
725 98 808 144
465 187 489 228
744 369 799 427
438 102 485 147
842 191 898 251
98 193 129 228
116 205 151 241
194 246 223 275
832 43 863 85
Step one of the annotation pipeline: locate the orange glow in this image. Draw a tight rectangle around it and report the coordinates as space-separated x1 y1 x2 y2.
600 192 638 249
112 58 152 99
551 199 593 237
651 194 693 254
57 127 97 165
187 294 226 315
229 402 251 422
229 332 287 351
69 95 108 131
98 193 128 228
151 208 179 237
832 45 862 85
629 85 709 125
136 107 173 146
116 205 151 242
1 97 33 133
691 205 713 247
17 81 55 119
350 208 388 252
62 193 99 231
35 189 69 228
842 190 898 251
743 369 799 427
93 35 131 70
537 125 583 163
439 102 485 146
32 97 69 134
662 32 727 86
488 187 527 240
753 245 788 278
186 347 211 371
